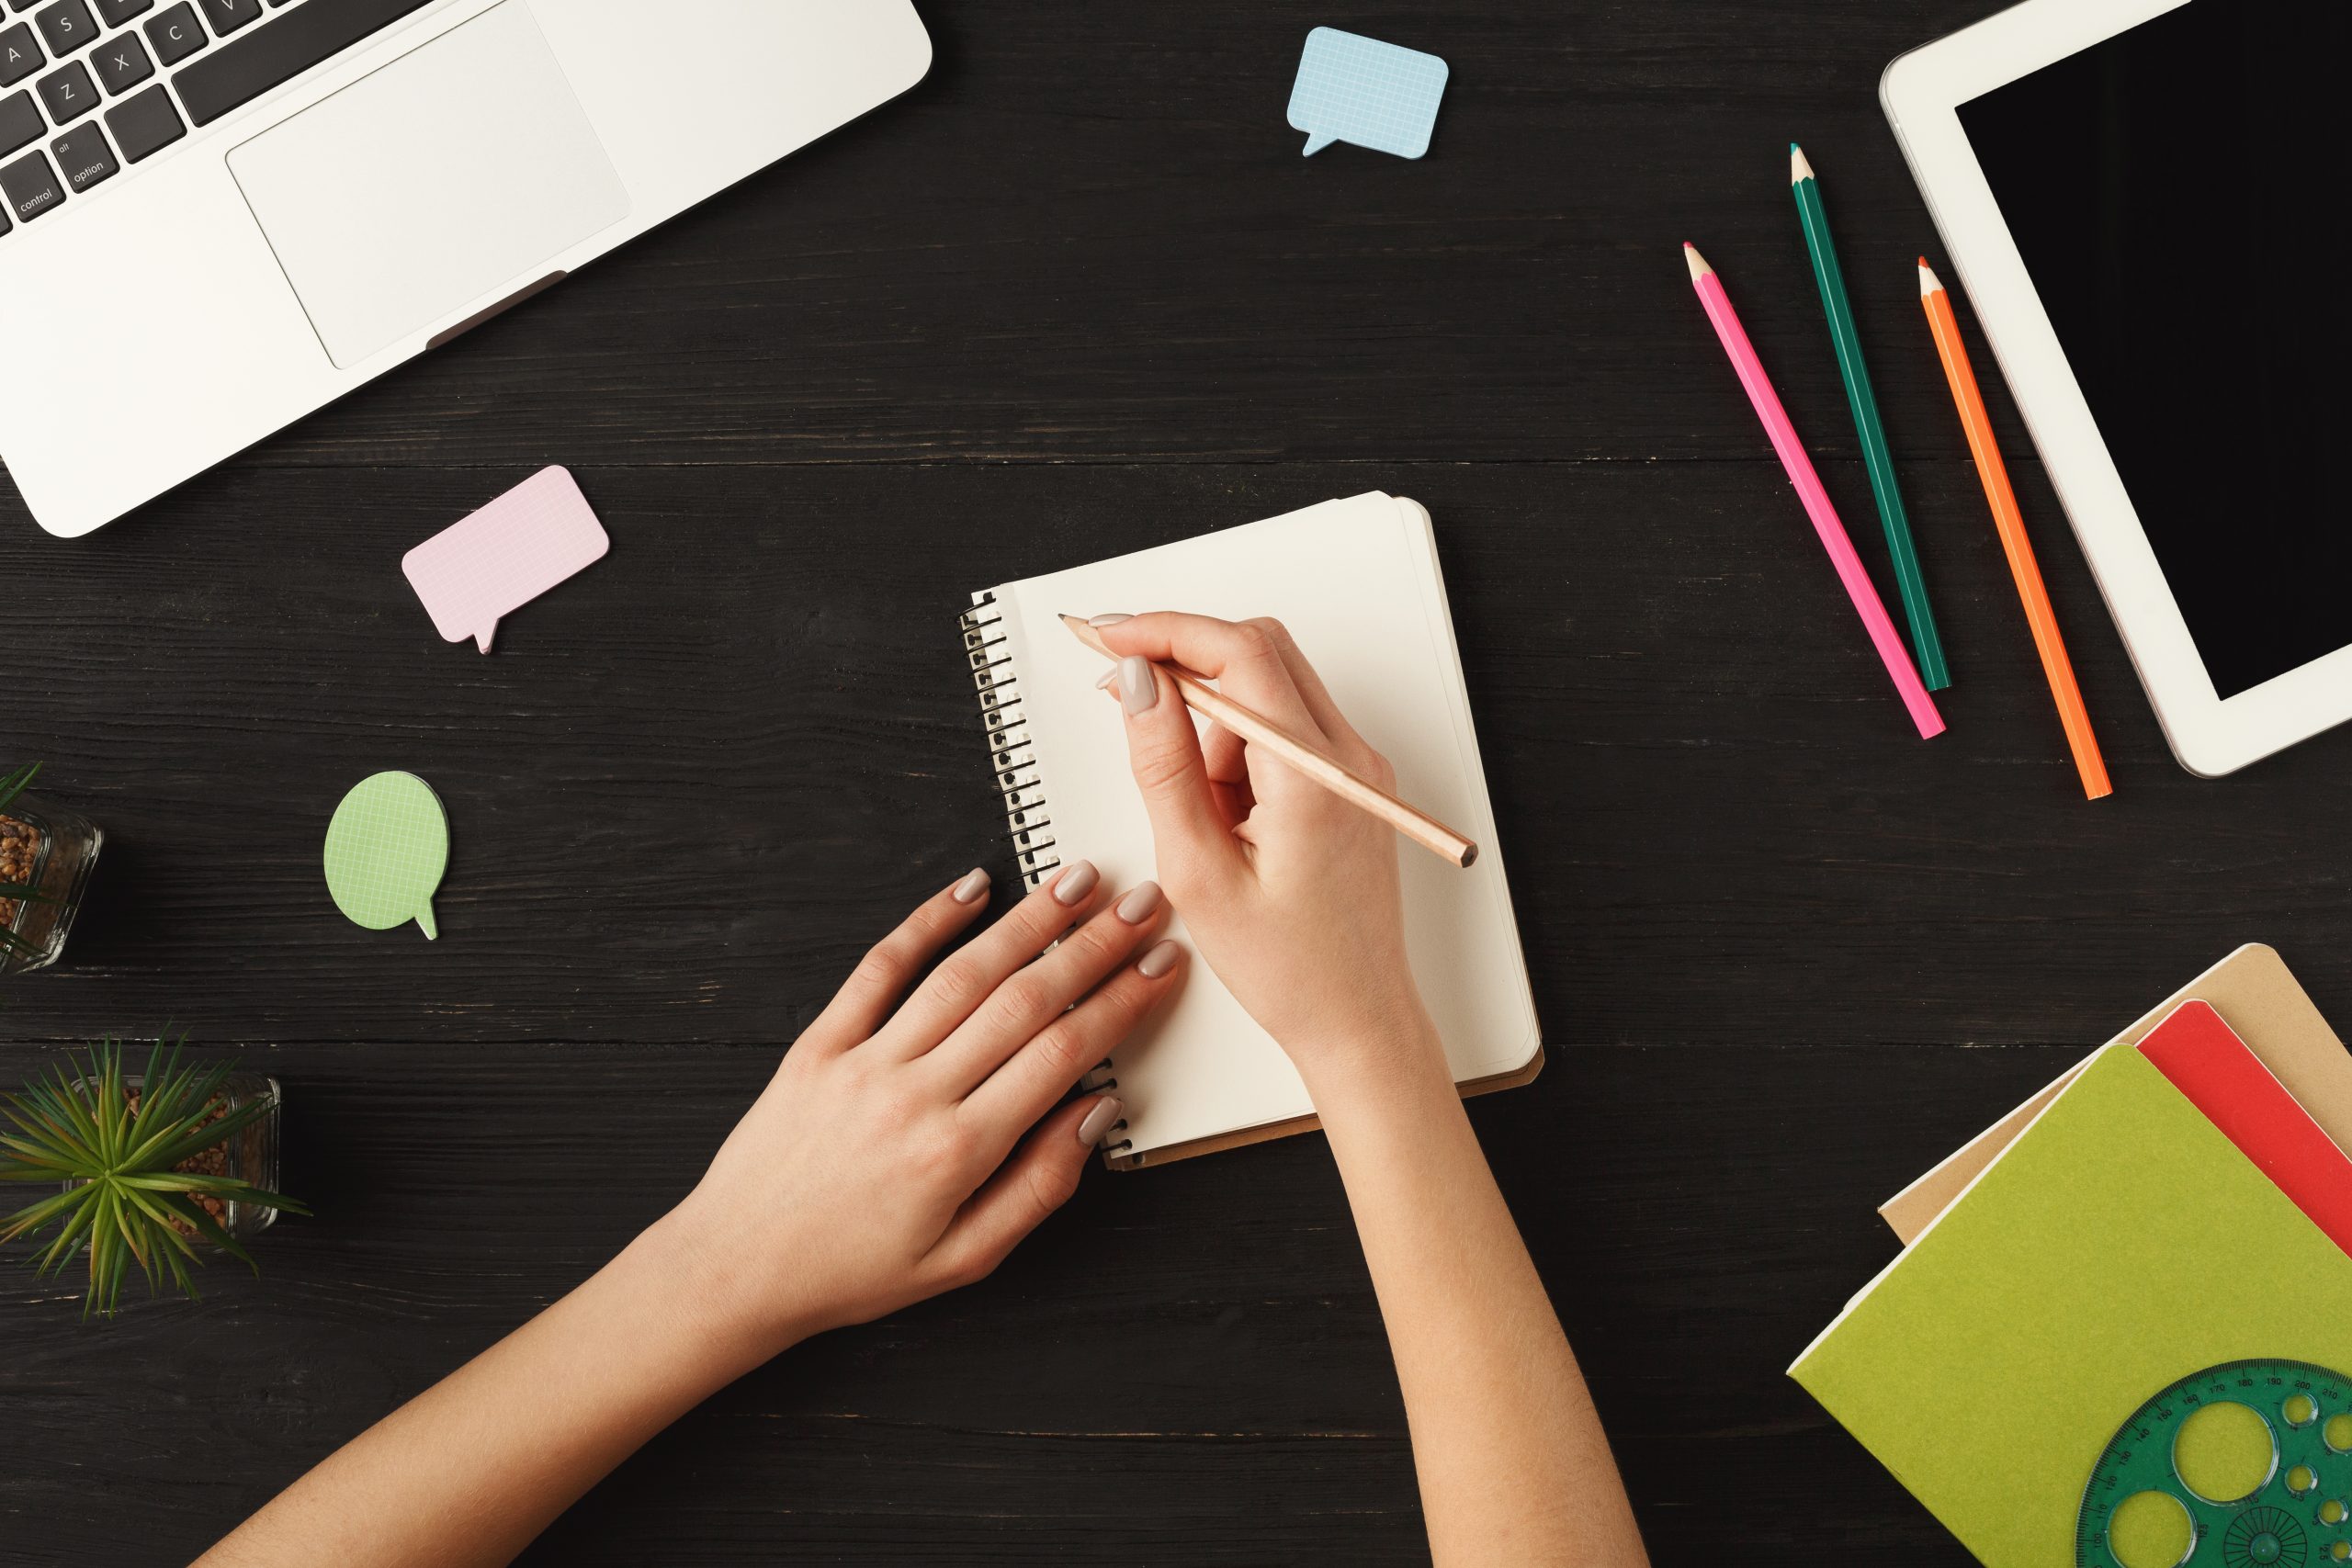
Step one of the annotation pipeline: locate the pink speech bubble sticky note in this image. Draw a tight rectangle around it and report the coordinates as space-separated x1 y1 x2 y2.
401 467 609 653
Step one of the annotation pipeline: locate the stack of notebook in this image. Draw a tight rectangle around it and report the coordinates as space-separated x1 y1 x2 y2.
1792 946 2352 1567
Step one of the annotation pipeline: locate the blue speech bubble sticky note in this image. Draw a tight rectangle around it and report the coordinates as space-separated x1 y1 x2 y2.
1287 28 1449 159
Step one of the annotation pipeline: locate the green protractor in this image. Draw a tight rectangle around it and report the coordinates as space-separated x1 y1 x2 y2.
2078 1360 2352 1568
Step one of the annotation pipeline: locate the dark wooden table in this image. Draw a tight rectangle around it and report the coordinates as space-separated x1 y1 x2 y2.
6 2 2346 1562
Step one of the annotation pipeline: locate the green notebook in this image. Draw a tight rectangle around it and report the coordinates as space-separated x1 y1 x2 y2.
1790 1043 2352 1567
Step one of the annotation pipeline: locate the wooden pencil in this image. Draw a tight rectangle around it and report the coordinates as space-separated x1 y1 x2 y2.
1684 243 1945 739
1792 144 1951 691
1918 261 2111 800
1058 614 1480 868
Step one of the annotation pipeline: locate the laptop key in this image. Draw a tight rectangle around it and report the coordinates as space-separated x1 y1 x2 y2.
1 145 61 223
101 79 176 160
35 58 92 122
94 0 150 22
192 0 254 36
51 118 113 190
0 86 39 156
0 20 39 89
93 28 150 93
143 3 203 66
31 0 90 57
175 0 429 126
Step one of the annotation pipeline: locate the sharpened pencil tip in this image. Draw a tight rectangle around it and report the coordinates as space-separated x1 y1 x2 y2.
1683 243 1713 281
1918 260 1943 297
1790 143 1815 183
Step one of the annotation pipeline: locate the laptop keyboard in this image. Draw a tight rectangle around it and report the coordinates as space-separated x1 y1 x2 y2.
0 0 435 239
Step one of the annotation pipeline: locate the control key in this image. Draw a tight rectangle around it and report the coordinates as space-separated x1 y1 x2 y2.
1 144 62 224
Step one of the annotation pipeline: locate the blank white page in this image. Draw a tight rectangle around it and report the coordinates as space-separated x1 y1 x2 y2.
977 492 1541 1164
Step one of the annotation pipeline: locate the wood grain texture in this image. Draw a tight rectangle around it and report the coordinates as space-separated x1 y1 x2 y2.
6 461 2346 1053
0 1041 2051 1567
2 0 2343 1563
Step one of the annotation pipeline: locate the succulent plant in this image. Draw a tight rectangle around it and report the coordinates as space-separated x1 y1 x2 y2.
0 1038 308 1317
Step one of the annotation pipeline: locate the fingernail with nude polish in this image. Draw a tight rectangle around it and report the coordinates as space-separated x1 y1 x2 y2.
951 868 990 904
1078 1097 1125 1146
1119 655 1156 715
1137 940 1182 978
1114 881 1163 923
1094 666 1120 691
1088 613 1134 627
1052 860 1100 906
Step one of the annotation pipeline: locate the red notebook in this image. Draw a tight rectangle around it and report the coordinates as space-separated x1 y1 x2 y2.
2138 999 2352 1258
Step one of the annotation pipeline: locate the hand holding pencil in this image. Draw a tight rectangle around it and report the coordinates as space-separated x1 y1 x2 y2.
1073 609 1471 1073
1064 612 1479 866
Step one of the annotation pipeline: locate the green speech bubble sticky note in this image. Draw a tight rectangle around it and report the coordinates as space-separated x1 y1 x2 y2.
324 772 448 941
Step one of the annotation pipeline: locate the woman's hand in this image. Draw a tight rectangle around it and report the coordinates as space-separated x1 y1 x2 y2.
194 863 1184 1568
1097 615 1649 1567
1091 613 1441 1097
667 863 1182 1356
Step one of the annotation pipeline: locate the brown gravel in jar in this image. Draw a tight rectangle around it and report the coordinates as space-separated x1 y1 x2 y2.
123 1086 233 1233
0 816 35 931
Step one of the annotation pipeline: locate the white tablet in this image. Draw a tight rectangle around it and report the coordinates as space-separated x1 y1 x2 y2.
1883 0 2349 777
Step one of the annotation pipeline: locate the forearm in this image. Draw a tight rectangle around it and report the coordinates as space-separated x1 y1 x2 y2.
195 866 1153 1568
1306 1032 1647 1567
196 1213 779 1568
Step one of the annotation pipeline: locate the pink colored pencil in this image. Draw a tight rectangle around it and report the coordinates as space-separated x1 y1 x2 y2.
1684 243 1944 739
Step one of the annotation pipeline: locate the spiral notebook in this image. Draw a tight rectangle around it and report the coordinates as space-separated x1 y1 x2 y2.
958 492 1543 1169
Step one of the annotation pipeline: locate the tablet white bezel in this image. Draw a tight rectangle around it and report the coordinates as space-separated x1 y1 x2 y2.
1882 0 2352 777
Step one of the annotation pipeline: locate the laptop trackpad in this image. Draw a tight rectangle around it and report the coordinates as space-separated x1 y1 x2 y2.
229 2 629 369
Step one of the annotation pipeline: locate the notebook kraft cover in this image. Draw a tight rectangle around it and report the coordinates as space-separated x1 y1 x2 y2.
1879 945 2352 1243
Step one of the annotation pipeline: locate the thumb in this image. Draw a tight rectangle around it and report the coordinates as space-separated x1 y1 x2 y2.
925 1097 1109 1290
1111 655 1245 892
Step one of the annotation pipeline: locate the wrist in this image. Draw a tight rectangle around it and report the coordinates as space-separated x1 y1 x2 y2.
1293 1008 1454 1122
630 1201 822 1373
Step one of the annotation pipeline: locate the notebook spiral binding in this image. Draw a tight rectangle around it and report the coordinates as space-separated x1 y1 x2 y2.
961 593 1062 887
959 594 1131 1157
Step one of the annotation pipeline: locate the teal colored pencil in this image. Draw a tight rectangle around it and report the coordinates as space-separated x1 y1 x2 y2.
1790 144 1950 691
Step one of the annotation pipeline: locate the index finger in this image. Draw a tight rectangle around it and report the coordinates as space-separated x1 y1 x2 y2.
1094 613 1330 744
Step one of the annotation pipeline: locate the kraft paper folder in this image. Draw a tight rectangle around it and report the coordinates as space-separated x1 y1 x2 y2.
1880 944 2352 1242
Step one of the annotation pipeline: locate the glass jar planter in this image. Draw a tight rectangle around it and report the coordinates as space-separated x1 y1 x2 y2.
63 1073 285 1246
0 793 102 976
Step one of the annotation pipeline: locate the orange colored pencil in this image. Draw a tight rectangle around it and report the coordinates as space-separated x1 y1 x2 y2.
1918 261 2110 800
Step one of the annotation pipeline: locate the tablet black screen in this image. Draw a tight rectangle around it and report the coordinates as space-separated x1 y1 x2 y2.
1957 1 2351 701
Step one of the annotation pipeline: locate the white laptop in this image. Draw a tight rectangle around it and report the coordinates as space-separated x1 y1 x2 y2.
0 0 932 537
